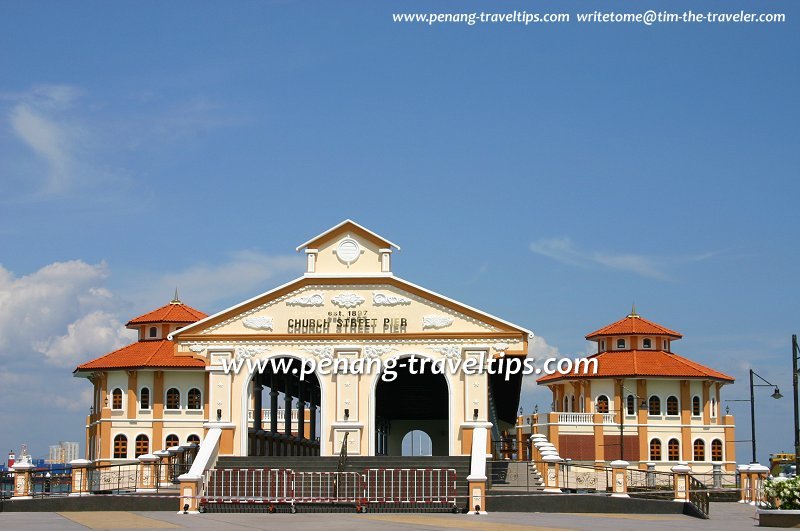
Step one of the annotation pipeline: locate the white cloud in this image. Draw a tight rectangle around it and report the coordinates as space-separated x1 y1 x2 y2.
5 84 87 195
0 260 131 367
35 311 133 368
530 237 715 280
141 251 305 310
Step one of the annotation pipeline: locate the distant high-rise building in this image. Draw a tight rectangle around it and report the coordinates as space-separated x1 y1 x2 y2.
46 441 79 464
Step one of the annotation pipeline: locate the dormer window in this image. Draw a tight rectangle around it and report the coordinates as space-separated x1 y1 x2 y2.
643 338 652 349
149 326 158 338
616 338 626 349
600 340 606 351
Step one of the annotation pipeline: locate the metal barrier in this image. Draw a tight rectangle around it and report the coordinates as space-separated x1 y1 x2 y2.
362 468 457 506
200 467 457 513
204 468 292 504
294 471 361 503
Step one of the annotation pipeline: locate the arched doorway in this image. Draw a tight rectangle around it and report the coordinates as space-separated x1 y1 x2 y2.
401 430 433 456
247 356 321 456
374 357 449 456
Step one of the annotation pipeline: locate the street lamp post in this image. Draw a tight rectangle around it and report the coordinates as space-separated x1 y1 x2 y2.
749 369 783 464
792 334 799 473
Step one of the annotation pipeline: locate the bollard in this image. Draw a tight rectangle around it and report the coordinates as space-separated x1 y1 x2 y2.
609 460 630 498
712 463 722 489
542 455 562 493
69 459 92 496
671 464 691 502
737 464 751 504
646 462 656 488
748 464 770 506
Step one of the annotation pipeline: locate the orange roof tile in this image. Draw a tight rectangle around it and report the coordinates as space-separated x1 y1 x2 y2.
74 340 205 371
127 303 207 326
536 349 733 384
585 314 682 340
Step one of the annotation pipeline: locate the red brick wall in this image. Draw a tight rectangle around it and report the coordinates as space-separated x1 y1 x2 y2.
558 434 595 460
603 435 640 461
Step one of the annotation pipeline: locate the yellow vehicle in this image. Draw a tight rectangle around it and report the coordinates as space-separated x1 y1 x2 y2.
770 453 797 477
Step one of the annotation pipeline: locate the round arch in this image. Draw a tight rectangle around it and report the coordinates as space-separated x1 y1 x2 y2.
238 352 327 456
369 352 453 457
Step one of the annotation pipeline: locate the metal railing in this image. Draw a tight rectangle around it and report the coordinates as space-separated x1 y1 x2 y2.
31 468 72 497
200 467 458 512
689 475 710 518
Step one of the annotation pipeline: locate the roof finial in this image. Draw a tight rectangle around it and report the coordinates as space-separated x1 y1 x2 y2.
628 303 639 318
171 288 181 305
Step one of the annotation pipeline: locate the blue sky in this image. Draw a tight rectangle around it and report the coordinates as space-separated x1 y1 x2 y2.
0 1 797 465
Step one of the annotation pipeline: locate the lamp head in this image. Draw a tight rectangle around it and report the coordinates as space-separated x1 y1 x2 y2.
772 387 783 400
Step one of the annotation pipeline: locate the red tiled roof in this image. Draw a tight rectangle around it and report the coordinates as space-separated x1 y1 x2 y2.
127 303 207 326
536 349 733 384
74 340 205 371
585 314 682 340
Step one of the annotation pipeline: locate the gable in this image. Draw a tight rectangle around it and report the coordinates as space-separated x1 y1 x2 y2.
171 276 531 346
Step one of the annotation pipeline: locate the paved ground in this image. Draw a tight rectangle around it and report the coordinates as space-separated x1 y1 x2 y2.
0 503 760 530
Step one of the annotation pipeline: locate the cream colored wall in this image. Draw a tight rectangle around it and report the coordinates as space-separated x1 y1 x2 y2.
216 343 484 457
106 369 206 459
313 234 385 275
205 283 506 337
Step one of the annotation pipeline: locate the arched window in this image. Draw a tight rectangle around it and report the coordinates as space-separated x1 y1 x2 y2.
570 395 575 412
668 438 680 461
666 396 679 416
113 434 127 458
165 434 179 448
711 439 723 461
692 396 701 416
563 396 569 412
693 439 705 461
187 388 202 410
596 395 609 413
401 429 432 456
649 396 661 416
579 395 585 412
149 326 157 338
643 338 652 349
616 338 626 349
135 434 149 457
649 439 661 460
711 397 717 417
626 395 635 416
111 388 123 410
187 434 201 445
166 388 180 409
140 388 150 410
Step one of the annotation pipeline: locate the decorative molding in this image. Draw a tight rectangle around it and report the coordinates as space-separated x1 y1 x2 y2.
422 315 454 329
331 293 365 308
188 345 206 353
427 345 462 359
286 293 325 307
236 346 269 361
493 342 510 356
301 346 333 360
243 316 274 331
372 292 411 306
364 346 397 359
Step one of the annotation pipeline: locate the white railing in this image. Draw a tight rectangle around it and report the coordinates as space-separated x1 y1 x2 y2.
554 412 618 425
247 409 300 422
557 413 594 424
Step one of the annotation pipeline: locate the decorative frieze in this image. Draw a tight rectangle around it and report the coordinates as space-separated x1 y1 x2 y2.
331 293 365 308
301 346 334 360
243 316 274 331
364 346 397 359
236 346 269 361
286 293 325 307
427 345 462 359
373 292 411 306
422 315 454 329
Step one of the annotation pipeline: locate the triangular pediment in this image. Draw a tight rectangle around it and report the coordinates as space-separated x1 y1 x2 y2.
171 276 531 344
